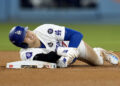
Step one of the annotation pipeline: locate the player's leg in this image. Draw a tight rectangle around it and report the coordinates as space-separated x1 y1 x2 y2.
77 41 104 66
77 41 119 66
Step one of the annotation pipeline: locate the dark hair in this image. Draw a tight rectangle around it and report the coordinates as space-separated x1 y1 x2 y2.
20 42 29 48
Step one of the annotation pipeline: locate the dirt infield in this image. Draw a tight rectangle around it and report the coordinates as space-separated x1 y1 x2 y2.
0 51 120 86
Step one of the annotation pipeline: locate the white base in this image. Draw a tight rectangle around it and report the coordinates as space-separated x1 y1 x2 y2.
6 61 57 69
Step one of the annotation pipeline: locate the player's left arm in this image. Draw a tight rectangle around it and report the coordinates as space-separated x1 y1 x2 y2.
51 24 83 48
36 24 83 48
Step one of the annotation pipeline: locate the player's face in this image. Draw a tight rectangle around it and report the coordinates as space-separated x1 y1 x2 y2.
24 30 38 47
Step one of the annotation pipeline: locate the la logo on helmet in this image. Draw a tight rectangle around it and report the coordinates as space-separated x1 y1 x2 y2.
15 30 22 35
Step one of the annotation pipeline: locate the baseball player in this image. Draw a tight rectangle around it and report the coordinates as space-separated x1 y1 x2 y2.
9 24 119 67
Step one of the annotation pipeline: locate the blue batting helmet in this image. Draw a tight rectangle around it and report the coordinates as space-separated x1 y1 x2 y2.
9 26 28 48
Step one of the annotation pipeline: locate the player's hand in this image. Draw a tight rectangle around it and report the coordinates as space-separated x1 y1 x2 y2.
57 56 77 68
57 56 69 68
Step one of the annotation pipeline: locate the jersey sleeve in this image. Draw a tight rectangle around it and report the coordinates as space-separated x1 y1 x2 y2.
34 24 65 41
64 28 83 48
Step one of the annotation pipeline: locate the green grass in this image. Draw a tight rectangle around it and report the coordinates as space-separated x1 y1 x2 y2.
0 23 120 51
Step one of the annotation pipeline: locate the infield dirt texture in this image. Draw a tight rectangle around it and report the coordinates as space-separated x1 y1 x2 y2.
0 51 120 86
0 24 120 86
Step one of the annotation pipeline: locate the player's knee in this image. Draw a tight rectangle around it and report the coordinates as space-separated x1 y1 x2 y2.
93 48 104 66
95 59 103 66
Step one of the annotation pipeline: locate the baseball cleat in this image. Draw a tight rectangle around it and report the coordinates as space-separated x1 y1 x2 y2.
102 50 119 65
93 48 119 65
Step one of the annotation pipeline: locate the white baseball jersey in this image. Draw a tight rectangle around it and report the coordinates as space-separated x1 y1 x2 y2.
33 24 66 51
20 24 69 61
